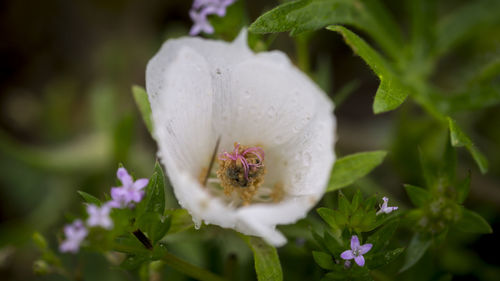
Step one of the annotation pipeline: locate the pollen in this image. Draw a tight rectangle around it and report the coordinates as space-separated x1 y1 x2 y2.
217 142 266 205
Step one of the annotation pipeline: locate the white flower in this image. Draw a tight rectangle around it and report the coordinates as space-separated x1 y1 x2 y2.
146 30 336 246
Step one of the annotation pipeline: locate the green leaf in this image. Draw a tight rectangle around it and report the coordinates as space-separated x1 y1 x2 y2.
404 185 432 207
132 85 153 135
317 208 336 229
121 254 150 270
327 150 387 191
399 233 431 272
323 231 344 256
312 251 336 270
467 57 500 86
77 190 101 206
113 234 151 255
166 209 194 234
367 248 404 269
137 213 172 245
351 189 363 211
139 161 166 215
435 0 500 57
455 172 471 204
249 0 403 59
455 209 492 234
447 117 488 173
367 220 399 252
327 26 408 113
241 236 283 281
338 191 351 214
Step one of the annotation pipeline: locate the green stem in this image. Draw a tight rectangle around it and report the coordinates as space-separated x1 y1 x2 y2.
159 251 228 281
295 33 311 74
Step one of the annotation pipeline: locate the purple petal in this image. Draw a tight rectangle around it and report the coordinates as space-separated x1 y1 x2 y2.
340 250 354 260
130 190 144 203
133 178 149 190
117 167 133 187
359 243 372 255
86 204 98 216
351 235 360 250
354 255 365 267
106 200 122 208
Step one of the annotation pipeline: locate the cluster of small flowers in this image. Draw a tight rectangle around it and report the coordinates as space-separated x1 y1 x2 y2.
189 0 236 35
59 167 149 253
340 197 398 267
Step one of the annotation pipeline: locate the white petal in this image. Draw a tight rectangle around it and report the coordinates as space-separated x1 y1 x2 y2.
147 44 215 174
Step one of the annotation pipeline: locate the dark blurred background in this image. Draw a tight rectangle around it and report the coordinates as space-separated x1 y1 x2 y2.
1 0 499 280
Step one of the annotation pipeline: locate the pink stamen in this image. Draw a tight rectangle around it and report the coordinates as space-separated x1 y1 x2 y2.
218 143 265 181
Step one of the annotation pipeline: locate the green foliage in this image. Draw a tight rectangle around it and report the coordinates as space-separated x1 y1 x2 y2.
132 85 153 135
249 0 403 59
314 190 402 279
455 208 493 234
327 151 387 191
77 190 102 206
312 251 336 270
400 233 431 272
327 25 409 113
447 117 488 174
403 185 432 208
242 236 283 281
435 0 500 57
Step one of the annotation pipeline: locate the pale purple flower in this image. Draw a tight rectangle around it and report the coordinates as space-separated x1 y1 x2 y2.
376 196 398 215
189 10 214 36
189 0 236 35
340 235 372 267
108 167 149 208
59 220 88 253
86 204 113 229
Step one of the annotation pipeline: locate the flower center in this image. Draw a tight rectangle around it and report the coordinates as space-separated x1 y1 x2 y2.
216 142 266 205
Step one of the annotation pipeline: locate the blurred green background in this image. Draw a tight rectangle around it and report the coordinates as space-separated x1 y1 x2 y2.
0 0 499 280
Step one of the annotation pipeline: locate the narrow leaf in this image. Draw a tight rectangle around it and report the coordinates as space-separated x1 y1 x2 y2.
312 251 336 270
366 248 404 269
327 150 387 191
455 208 492 234
404 185 432 207
77 190 101 206
399 233 431 272
367 220 399 252
455 172 471 204
132 85 153 135
140 161 166 215
166 209 194 234
447 117 488 173
435 0 500 57
241 236 283 281
327 26 408 113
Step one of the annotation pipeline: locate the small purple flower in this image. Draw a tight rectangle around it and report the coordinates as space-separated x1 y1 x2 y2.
86 204 113 229
376 196 398 215
340 235 372 267
59 220 88 253
189 0 236 36
108 167 149 208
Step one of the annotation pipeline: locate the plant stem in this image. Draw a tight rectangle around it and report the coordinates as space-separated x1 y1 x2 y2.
159 251 228 281
130 229 227 281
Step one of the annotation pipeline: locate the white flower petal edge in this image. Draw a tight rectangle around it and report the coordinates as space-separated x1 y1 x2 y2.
146 30 336 246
